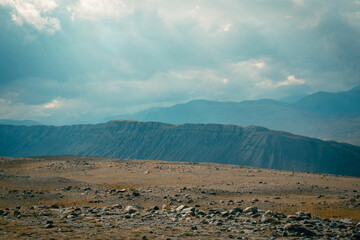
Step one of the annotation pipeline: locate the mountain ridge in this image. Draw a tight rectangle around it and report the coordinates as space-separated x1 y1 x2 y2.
1 120 359 176
106 87 360 146
0 119 41 126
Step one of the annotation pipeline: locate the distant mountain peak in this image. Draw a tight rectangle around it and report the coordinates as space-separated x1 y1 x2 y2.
104 86 360 146
349 85 360 92
109 119 145 123
0 119 41 126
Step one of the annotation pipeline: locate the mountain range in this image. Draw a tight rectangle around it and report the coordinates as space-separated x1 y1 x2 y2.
1 120 359 176
107 86 360 146
0 119 41 126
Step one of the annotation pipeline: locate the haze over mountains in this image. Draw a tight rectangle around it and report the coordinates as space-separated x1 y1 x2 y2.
0 119 41 126
1 120 360 177
108 86 360 146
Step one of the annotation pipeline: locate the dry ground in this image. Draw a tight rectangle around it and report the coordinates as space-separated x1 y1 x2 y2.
0 155 359 239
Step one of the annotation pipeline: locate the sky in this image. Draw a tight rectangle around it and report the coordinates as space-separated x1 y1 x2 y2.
0 0 360 125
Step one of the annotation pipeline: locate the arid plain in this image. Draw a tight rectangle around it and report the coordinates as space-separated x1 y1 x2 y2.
0 156 359 239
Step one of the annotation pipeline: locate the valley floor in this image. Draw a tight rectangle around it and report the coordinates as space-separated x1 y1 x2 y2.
0 156 359 239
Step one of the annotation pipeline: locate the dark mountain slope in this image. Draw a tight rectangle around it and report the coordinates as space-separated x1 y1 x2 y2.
1 121 359 176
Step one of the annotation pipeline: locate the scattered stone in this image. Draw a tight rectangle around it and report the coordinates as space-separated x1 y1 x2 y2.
176 205 187 212
13 210 20 217
339 218 354 224
284 223 315 236
209 209 222 215
0 209 6 216
148 206 159 211
44 223 54 228
261 215 279 224
229 207 242 215
182 207 195 214
133 204 143 210
243 206 258 214
112 204 122 209
51 204 60 209
0 199 358 239
295 211 311 219
1 157 359 239
264 210 274 217
198 210 206 216
131 190 140 197
124 206 137 214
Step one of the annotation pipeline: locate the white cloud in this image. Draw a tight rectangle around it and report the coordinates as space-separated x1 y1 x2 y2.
231 59 267 72
256 80 275 88
66 68 229 113
277 75 305 87
0 0 60 33
292 0 305 6
66 0 134 21
218 24 231 32
257 75 305 88
344 11 360 27
151 1 235 33
255 61 266 69
228 59 268 84
0 96 94 124
0 98 50 120
43 99 61 109
105 69 226 101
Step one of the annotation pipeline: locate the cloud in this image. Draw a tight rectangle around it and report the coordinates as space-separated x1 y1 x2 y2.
292 0 305 6
257 75 305 88
0 96 94 125
66 0 134 21
0 0 60 33
0 68 233 124
277 75 305 87
0 0 360 124
0 97 50 120
131 1 237 35
228 59 269 85
344 11 360 27
43 99 61 109
230 59 266 72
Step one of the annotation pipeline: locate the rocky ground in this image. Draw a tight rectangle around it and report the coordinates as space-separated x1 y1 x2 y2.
0 155 359 239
